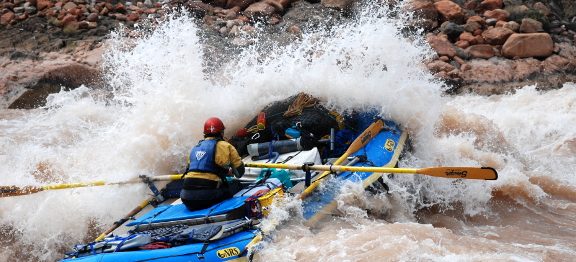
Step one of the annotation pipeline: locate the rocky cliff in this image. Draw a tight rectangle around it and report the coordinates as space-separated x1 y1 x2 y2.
1 0 575 109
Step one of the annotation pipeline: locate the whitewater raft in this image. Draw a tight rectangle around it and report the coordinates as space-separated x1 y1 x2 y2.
62 109 407 261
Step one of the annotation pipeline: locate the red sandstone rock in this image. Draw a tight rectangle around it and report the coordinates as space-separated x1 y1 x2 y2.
467 15 485 25
461 63 472 71
405 0 438 30
434 0 464 22
63 2 77 11
533 2 550 16
464 0 478 10
78 20 90 29
0 11 15 25
244 1 276 18
502 33 554 58
464 21 482 33
482 27 514 45
513 58 541 80
100 7 109 16
69 8 82 16
114 3 126 12
61 14 77 26
45 9 57 17
542 55 570 72
460 31 476 44
427 34 457 57
459 59 514 82
36 0 52 10
519 18 543 33
474 35 485 44
427 60 456 73
269 15 281 24
456 40 470 48
466 44 496 59
144 8 157 14
483 9 509 21
480 0 502 11
87 13 98 22
453 56 466 67
503 21 519 32
127 13 140 22
447 69 461 78
287 24 301 35
237 15 250 23
114 13 127 21
16 13 28 21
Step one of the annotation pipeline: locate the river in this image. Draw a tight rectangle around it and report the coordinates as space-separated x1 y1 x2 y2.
1 3 575 261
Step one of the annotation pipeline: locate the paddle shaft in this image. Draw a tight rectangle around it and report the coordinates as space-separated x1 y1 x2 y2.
245 163 498 180
95 197 156 241
0 175 183 198
298 119 385 199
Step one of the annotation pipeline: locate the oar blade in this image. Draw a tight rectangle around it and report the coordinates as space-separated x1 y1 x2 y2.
419 167 498 180
0 186 43 197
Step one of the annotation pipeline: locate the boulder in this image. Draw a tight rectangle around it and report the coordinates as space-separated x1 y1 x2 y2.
427 34 457 57
434 0 465 22
483 9 509 21
459 31 477 44
480 0 502 11
503 21 519 32
513 58 541 80
482 27 514 45
459 58 514 82
466 44 496 59
502 33 554 58
456 40 470 48
0 11 15 25
541 55 570 72
36 0 52 11
86 13 98 22
532 2 550 16
464 21 482 32
519 18 543 33
427 60 456 73
62 2 77 11
244 1 276 18
440 21 464 41
405 0 438 30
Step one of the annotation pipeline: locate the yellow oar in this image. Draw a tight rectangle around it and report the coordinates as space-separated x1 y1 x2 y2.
297 119 386 199
95 196 157 241
0 175 183 198
245 163 498 180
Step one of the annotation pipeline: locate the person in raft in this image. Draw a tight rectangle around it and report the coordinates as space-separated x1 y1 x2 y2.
180 117 245 211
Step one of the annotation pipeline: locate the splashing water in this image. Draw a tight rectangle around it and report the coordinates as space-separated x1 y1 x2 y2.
1 2 575 261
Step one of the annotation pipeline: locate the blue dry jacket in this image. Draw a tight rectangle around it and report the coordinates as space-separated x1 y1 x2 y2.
187 139 226 177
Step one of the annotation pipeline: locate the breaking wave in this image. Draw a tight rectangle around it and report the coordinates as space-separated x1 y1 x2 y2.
0 2 574 261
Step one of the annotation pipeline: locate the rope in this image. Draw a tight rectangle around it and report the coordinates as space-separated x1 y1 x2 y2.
283 93 319 117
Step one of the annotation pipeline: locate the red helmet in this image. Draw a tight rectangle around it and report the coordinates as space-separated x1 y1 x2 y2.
204 117 225 135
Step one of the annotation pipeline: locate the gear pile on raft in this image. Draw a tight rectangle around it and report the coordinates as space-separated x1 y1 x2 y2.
0 92 498 262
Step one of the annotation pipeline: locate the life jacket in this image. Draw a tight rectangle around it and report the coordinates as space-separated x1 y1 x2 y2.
187 139 227 180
